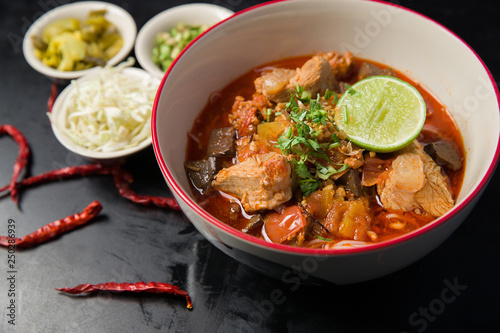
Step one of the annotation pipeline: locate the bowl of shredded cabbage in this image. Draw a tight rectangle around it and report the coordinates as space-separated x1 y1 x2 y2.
49 58 160 161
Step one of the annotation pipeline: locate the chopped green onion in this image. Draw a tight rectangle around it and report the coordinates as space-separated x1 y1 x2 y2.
152 22 209 72
316 236 333 241
264 108 273 122
324 88 333 100
328 142 340 149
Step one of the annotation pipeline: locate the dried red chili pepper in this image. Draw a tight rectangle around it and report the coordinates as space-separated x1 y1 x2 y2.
0 161 181 211
56 281 193 309
0 201 102 248
112 166 181 210
0 163 114 194
47 80 59 113
0 124 30 204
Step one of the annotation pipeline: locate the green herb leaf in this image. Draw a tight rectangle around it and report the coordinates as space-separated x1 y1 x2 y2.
324 89 333 101
332 133 339 143
298 178 320 196
316 235 333 241
276 85 352 196
294 161 313 179
344 83 358 96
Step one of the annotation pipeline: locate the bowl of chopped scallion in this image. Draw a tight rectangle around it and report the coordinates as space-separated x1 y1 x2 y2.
134 3 234 79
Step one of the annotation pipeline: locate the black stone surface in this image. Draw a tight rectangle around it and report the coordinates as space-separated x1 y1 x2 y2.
1 1 499 332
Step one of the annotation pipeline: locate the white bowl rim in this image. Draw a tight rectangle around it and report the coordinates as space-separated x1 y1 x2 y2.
22 1 137 80
152 0 500 256
51 66 158 160
134 3 235 79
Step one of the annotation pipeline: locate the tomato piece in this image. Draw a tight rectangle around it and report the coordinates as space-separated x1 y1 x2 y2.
257 120 289 143
324 201 372 241
263 205 306 244
361 156 392 186
237 139 269 162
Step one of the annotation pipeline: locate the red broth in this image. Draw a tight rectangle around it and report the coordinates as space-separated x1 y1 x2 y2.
186 55 465 244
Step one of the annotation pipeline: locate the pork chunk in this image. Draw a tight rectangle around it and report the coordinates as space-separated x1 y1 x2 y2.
254 68 296 103
290 54 339 97
413 143 455 217
324 51 354 79
377 152 426 211
212 152 292 213
254 53 341 103
377 141 454 217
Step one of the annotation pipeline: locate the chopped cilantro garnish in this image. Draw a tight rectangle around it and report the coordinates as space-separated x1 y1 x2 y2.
275 85 349 196
293 161 313 179
298 178 320 196
315 163 339 180
332 133 339 143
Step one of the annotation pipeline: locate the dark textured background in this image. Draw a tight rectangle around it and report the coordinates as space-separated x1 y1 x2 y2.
1 0 499 332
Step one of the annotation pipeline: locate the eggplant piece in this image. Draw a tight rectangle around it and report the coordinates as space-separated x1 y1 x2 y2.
337 168 362 197
207 127 236 157
185 157 223 193
424 141 462 171
241 214 263 233
357 62 395 80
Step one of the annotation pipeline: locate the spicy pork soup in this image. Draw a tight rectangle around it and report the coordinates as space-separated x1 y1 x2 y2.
185 51 465 249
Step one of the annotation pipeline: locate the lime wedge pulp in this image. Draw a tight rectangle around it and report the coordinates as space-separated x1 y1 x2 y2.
335 75 426 152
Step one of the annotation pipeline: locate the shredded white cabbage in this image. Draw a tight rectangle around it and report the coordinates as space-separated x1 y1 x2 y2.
50 57 159 153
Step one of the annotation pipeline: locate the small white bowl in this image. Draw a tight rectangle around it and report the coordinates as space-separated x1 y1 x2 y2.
23 1 137 80
134 3 234 80
50 66 159 161
153 0 500 284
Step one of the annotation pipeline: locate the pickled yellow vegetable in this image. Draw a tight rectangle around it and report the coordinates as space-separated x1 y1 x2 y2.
45 31 87 71
33 10 123 71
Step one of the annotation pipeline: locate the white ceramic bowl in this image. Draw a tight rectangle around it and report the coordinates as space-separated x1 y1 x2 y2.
152 0 500 284
134 3 234 79
51 66 159 161
23 1 137 80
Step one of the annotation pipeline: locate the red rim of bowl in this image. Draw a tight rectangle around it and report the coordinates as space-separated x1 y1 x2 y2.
152 0 500 256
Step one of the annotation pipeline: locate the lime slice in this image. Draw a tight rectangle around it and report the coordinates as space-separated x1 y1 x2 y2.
335 75 426 152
